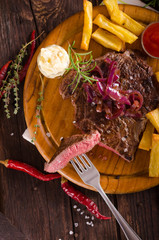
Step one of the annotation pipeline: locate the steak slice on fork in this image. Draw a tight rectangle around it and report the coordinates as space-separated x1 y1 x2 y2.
44 130 100 173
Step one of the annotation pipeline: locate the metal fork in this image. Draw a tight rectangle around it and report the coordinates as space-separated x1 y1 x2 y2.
70 154 142 240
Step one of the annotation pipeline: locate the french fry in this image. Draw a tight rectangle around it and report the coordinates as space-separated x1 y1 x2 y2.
138 121 154 151
93 14 138 44
81 0 93 51
155 72 159 82
92 28 124 52
103 0 145 36
146 108 159 133
102 0 120 19
119 12 145 36
149 134 159 177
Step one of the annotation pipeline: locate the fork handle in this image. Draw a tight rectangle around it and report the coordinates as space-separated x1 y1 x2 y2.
96 185 142 240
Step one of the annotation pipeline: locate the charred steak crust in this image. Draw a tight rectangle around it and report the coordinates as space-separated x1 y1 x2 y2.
51 134 86 161
59 50 159 161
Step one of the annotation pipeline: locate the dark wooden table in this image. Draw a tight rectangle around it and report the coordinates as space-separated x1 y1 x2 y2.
0 1 158 239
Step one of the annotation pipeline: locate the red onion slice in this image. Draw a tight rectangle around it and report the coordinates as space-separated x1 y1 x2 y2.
96 81 105 95
104 57 112 64
128 90 143 111
125 110 142 118
106 87 131 105
105 104 125 120
82 57 144 120
90 65 103 78
83 83 96 103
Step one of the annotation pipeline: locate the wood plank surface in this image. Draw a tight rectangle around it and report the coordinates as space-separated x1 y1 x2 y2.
0 0 158 240
0 212 27 240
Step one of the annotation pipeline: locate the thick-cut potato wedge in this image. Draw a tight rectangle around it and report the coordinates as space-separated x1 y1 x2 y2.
81 0 93 51
103 0 145 36
146 108 159 133
149 134 159 177
138 121 154 151
93 14 138 44
155 72 159 82
118 12 145 36
92 28 124 52
102 0 121 19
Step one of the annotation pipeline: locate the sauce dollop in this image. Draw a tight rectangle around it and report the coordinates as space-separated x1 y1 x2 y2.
37 45 70 78
142 22 159 58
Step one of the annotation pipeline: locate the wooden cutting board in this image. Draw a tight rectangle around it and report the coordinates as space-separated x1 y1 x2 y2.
23 5 159 194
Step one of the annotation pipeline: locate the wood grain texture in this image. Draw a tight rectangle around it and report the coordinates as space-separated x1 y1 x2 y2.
0 212 27 240
24 5 159 194
0 0 158 240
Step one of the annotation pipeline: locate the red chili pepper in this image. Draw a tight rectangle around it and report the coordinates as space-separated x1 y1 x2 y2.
0 60 12 87
61 178 111 220
0 159 61 181
18 30 36 82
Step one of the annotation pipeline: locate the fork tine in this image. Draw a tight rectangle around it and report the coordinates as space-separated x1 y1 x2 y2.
70 159 82 175
78 155 90 169
82 153 92 167
74 157 85 172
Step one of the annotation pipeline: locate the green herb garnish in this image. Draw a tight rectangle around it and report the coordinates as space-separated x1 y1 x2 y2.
66 41 97 93
1 47 28 118
141 0 159 10
31 74 44 143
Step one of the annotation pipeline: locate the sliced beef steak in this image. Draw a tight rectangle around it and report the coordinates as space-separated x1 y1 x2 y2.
59 50 159 161
44 131 100 173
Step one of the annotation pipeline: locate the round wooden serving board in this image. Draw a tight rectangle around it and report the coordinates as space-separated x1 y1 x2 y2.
24 5 159 194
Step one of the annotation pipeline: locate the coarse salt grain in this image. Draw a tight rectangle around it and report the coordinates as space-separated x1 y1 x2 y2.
85 215 90 219
73 205 77 209
74 223 78 227
10 133 14 136
77 208 81 212
91 216 94 220
69 230 73 235
86 221 94 226
121 137 126 142
46 132 51 137
80 211 84 215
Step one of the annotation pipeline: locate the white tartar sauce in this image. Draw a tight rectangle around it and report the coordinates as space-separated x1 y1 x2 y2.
37 44 70 78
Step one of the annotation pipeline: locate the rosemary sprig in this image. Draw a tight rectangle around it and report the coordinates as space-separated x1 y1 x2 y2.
141 0 159 9
67 41 97 93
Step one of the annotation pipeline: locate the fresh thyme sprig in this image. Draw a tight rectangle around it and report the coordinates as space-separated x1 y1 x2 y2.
0 30 44 119
67 41 97 93
31 74 44 143
1 46 28 118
